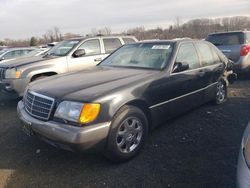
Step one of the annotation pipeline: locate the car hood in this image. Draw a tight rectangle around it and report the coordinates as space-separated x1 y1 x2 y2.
29 66 158 102
0 55 59 68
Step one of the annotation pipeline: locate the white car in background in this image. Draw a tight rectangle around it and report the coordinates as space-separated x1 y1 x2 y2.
0 48 35 63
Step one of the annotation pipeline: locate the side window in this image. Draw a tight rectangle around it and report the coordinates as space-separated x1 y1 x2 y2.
103 38 122 54
78 39 101 56
13 50 22 57
122 38 136 44
3 51 19 59
211 47 221 63
196 43 216 66
3 52 13 59
246 33 250 43
22 50 32 55
175 43 200 70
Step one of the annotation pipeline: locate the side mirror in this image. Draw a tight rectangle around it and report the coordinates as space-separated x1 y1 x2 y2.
172 62 189 73
0 57 5 61
72 49 86 58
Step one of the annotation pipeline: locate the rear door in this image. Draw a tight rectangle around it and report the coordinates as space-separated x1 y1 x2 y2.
195 42 225 100
206 32 244 62
122 37 137 44
67 39 105 72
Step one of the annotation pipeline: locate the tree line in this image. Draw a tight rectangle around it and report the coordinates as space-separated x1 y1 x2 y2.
125 16 250 40
1 16 250 47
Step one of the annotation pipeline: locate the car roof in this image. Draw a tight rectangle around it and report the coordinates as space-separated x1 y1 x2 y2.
3 47 36 51
65 35 137 42
136 38 193 45
208 31 250 36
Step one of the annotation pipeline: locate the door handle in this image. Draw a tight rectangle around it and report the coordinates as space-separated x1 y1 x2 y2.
94 58 103 62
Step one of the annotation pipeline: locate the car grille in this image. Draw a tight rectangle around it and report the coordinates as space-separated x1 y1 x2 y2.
24 90 55 121
0 67 6 81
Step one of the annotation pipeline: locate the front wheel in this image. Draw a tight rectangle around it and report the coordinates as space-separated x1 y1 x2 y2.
214 80 227 104
104 105 148 162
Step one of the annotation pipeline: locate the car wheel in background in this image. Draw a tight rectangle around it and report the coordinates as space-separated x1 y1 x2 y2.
104 105 148 162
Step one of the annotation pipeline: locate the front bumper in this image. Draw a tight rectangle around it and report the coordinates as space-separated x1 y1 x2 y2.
17 101 111 152
0 78 28 96
237 141 250 188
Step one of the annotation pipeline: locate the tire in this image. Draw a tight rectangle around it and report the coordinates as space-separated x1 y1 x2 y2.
104 105 148 162
214 80 227 104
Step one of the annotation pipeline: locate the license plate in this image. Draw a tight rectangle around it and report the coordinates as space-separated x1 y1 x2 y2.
22 122 34 136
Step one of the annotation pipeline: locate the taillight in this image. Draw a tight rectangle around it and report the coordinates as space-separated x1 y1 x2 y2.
240 45 250 56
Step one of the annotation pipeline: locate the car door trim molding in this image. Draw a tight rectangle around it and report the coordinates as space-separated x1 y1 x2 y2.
149 82 218 109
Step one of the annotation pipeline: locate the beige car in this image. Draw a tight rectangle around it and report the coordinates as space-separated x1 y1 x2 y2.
0 36 137 96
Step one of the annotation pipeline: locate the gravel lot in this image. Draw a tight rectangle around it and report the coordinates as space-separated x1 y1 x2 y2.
0 80 250 188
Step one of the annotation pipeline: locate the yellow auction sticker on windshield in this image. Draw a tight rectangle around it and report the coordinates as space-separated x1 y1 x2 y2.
152 45 170 50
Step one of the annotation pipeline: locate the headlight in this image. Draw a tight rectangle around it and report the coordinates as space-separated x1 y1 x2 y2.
5 68 21 79
54 101 100 124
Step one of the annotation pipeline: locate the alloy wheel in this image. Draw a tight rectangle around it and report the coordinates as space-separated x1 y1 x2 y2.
216 81 226 103
116 117 143 154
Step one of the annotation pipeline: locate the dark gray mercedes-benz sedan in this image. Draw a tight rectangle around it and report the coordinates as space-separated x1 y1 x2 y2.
17 39 235 162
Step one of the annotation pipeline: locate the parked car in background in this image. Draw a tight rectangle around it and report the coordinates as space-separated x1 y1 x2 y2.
206 31 250 74
17 39 235 162
237 121 250 188
0 48 36 63
23 48 50 57
0 36 138 96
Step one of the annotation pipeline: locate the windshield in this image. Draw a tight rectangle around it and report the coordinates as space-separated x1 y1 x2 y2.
100 43 173 70
0 50 7 56
207 33 244 46
46 40 80 56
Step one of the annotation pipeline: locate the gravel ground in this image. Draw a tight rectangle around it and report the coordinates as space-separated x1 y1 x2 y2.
0 80 250 188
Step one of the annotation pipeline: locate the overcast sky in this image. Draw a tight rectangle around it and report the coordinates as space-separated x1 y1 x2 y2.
0 0 249 40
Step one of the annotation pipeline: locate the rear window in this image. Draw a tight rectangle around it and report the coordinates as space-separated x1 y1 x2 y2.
123 38 136 44
103 38 122 54
207 33 245 46
246 33 250 43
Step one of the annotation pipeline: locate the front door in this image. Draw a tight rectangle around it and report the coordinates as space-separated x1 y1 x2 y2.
149 42 204 125
67 39 105 72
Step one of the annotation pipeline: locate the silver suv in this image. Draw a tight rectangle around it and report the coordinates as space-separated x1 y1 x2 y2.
206 31 250 74
0 36 137 96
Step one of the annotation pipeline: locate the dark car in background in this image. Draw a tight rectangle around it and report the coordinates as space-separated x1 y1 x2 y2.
17 39 234 162
206 31 250 74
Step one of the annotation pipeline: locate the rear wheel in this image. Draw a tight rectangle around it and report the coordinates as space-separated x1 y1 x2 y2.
104 105 148 162
214 80 227 104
